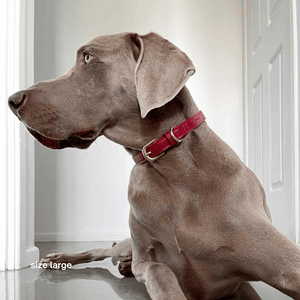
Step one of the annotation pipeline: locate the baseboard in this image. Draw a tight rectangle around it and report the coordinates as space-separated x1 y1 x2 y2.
25 246 40 269
35 231 131 242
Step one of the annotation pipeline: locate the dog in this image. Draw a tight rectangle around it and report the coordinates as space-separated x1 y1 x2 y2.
8 32 300 300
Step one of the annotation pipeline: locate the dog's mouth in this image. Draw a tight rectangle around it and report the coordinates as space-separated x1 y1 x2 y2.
27 127 97 150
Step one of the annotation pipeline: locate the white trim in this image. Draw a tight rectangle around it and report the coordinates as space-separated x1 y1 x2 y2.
35 231 131 242
0 0 8 272
242 0 249 166
0 0 38 270
293 0 300 244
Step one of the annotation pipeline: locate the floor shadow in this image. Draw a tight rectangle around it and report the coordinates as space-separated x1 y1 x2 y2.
39 267 151 300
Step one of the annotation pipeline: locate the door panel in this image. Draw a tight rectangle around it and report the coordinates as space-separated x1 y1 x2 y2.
246 0 295 240
269 47 283 190
253 76 263 184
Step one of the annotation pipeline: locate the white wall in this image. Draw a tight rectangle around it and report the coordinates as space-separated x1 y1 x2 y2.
34 0 243 241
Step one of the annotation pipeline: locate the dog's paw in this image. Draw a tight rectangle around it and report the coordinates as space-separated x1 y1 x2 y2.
118 256 134 277
40 253 72 269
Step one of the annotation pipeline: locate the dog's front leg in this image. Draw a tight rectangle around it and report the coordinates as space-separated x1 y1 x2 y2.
132 260 187 300
234 219 300 299
40 237 132 268
130 226 187 300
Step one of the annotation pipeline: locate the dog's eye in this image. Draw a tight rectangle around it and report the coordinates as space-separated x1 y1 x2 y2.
84 53 93 64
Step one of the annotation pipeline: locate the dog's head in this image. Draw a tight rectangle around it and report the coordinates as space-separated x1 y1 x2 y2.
8 32 195 149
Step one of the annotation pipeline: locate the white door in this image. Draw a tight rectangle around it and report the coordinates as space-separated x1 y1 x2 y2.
245 0 296 241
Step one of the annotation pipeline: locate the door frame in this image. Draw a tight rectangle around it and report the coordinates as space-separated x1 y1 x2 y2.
242 0 300 244
0 0 38 270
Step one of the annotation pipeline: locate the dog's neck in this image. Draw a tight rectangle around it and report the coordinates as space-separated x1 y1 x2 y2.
103 86 242 180
137 86 200 143
104 86 199 153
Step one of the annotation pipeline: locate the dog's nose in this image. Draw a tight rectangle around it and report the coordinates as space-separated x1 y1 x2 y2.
8 91 27 114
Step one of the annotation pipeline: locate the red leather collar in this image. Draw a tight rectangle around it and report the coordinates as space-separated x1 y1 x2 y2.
133 111 206 164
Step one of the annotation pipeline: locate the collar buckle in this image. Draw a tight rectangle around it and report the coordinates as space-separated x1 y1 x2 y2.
133 111 206 164
141 139 165 162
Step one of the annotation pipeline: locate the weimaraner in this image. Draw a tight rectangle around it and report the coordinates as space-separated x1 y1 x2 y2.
8 32 300 300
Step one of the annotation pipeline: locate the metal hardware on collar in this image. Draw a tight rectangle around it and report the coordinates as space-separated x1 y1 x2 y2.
170 127 183 143
141 139 165 162
133 111 206 164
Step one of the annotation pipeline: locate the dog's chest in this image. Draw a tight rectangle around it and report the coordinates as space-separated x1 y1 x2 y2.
130 193 227 257
146 225 239 300
129 165 237 252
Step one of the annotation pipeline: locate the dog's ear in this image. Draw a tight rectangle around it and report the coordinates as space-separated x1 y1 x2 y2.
131 33 195 118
